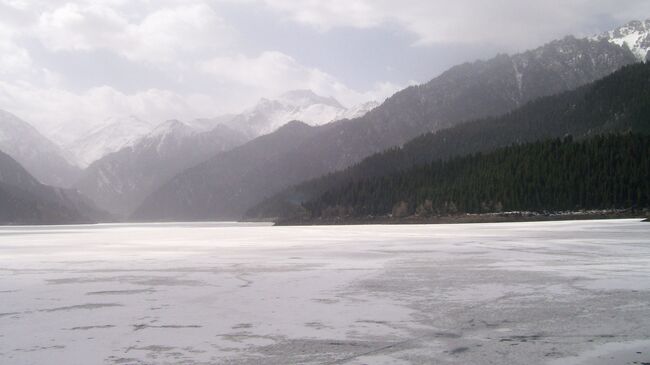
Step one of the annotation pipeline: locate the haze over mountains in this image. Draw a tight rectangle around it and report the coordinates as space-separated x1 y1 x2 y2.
67 116 157 168
0 150 105 224
133 25 644 222
0 110 80 188
74 121 248 216
72 91 377 217
224 90 379 139
0 20 649 224
60 90 377 169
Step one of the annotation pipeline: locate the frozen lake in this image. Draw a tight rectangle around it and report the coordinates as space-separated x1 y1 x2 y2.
1 219 649 364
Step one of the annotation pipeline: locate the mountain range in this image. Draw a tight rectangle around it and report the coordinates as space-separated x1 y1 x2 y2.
132 29 641 222
247 62 650 220
71 90 377 216
223 90 378 139
1 20 649 225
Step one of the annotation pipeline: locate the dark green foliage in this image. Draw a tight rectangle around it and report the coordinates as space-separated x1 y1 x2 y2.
305 134 650 218
246 63 650 220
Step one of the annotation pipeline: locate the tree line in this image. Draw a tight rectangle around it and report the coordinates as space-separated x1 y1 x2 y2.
305 134 650 218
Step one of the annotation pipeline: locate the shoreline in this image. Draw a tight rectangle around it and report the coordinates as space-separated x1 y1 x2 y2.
274 210 649 226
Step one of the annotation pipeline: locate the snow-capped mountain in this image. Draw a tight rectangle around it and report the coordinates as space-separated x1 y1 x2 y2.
341 101 380 120
185 114 236 132
75 120 248 217
73 91 375 216
139 119 197 152
225 90 377 138
596 19 650 61
67 116 157 167
0 110 80 187
60 91 375 167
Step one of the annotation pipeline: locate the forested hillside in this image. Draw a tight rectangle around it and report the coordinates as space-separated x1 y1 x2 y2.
247 63 650 220
303 134 650 219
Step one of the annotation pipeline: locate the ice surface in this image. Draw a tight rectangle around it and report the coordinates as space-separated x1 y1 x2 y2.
0 219 649 364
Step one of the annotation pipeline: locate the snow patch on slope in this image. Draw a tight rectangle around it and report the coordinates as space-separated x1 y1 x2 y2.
596 20 650 61
226 90 378 138
67 116 156 167
0 109 78 186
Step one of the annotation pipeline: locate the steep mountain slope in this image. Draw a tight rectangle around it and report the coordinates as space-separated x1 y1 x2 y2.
131 121 319 221
135 31 637 222
0 150 105 224
0 110 81 187
75 121 248 217
67 116 157 167
597 19 650 61
225 90 376 138
248 62 650 220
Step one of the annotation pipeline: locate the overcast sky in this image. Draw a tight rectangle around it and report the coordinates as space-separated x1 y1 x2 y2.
0 0 648 141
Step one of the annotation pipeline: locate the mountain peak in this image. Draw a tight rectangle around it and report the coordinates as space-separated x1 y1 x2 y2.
148 119 192 139
597 19 650 61
278 89 344 109
67 115 155 167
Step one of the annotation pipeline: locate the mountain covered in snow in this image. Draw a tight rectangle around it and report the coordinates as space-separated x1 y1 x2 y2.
61 92 375 167
225 90 377 138
72 90 375 217
75 120 248 217
596 19 650 61
67 116 157 167
0 110 80 187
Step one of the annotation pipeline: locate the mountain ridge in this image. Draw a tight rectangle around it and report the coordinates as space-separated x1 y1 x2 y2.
67 115 157 168
597 19 650 61
246 62 650 220
0 110 81 187
133 30 638 222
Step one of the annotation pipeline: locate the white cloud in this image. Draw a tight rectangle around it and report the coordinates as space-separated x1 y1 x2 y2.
200 51 401 107
0 80 223 143
0 25 32 77
260 0 650 48
36 2 233 63
0 0 400 145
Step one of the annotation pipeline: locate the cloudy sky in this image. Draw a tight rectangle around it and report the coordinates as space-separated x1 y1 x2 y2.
0 0 648 142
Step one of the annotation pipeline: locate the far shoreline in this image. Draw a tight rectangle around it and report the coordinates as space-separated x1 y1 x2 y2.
271 210 650 226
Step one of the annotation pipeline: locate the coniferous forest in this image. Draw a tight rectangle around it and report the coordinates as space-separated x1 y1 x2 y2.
304 134 650 219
